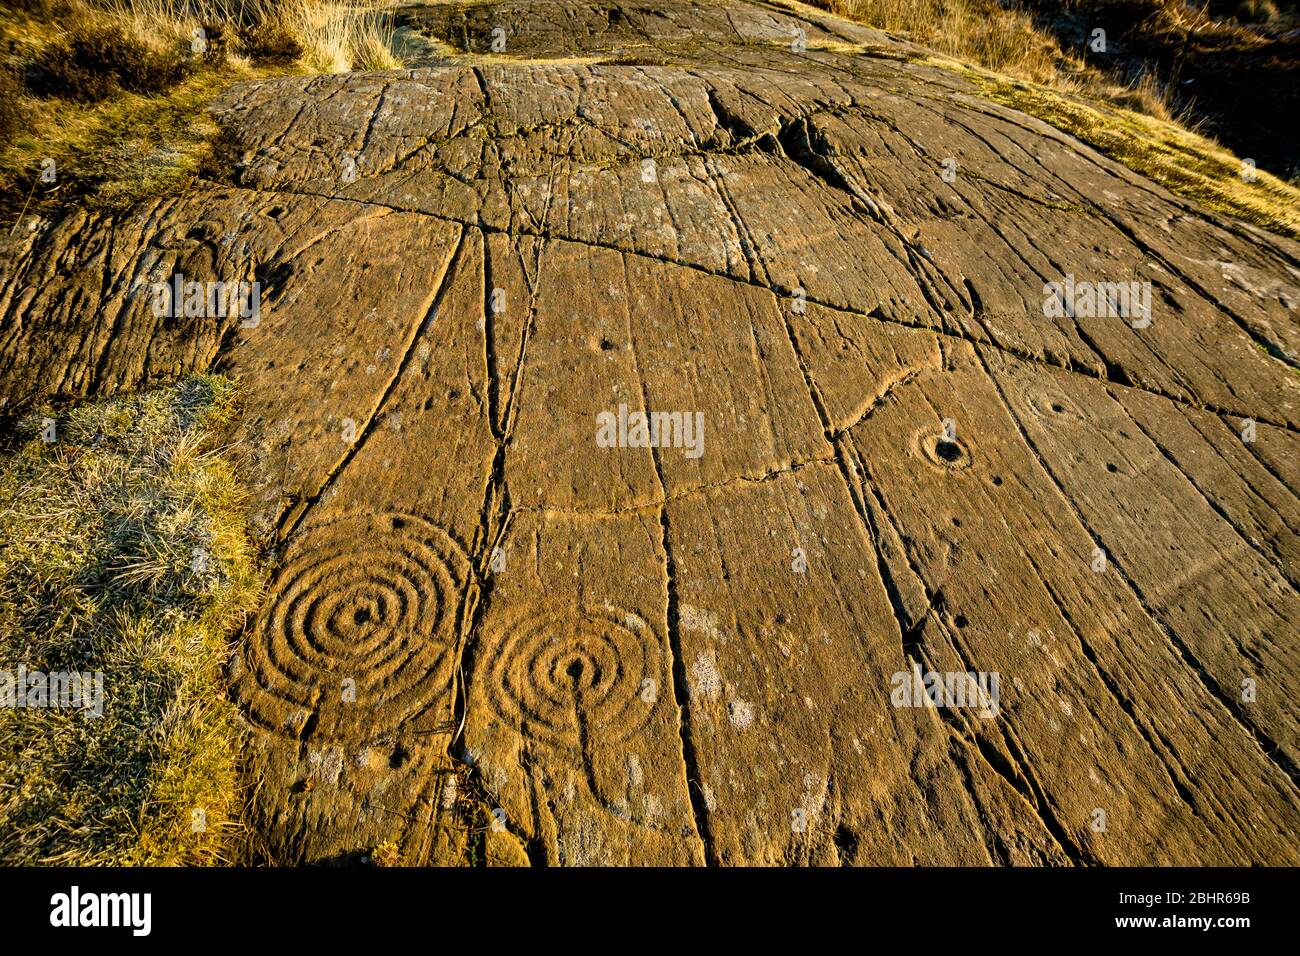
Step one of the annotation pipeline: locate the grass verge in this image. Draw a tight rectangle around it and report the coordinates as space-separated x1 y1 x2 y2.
954 63 1300 238
798 0 1300 237
1 1 403 230
0 375 262 865
2 66 258 227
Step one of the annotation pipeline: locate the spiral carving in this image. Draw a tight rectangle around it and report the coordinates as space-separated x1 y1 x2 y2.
485 606 663 751
235 512 470 740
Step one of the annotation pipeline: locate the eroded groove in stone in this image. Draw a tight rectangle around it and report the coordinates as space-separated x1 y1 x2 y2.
3 0 1298 866
234 512 473 741
484 605 665 751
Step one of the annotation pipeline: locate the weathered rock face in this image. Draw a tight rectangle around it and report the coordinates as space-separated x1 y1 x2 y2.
2 0 1298 866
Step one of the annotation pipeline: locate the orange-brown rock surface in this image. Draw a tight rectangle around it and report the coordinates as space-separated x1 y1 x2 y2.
2 0 1297 865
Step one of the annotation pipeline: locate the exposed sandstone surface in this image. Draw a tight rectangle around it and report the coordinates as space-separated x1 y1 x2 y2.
2 0 1297 865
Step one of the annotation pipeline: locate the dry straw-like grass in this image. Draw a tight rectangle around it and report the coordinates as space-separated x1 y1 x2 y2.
0 375 262 864
0 1 403 221
804 0 1300 234
89 0 402 73
817 0 1067 83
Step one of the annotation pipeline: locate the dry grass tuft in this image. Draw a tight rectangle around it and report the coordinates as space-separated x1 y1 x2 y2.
84 1 404 75
275 1 402 73
0 375 262 865
0 2 404 225
817 0 1066 84
28 20 192 102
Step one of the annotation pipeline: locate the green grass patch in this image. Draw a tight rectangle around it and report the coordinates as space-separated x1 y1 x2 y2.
0 375 262 865
0 57 288 228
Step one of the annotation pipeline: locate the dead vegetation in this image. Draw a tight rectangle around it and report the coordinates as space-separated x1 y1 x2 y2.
1030 0 1300 179
814 0 1068 82
0 1 404 229
806 0 1300 233
27 19 193 102
810 0 1209 116
0 376 262 865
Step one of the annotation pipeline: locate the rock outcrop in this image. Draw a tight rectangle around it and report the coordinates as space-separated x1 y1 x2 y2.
2 0 1297 865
